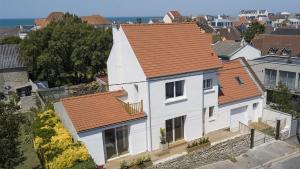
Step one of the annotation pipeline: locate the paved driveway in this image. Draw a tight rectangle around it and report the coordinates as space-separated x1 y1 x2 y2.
198 141 298 169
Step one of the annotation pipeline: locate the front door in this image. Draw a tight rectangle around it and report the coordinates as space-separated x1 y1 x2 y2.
166 116 185 143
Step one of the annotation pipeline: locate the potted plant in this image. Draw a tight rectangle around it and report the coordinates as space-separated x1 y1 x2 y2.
159 128 168 151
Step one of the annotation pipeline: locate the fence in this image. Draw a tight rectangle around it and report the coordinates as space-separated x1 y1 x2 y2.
120 100 143 114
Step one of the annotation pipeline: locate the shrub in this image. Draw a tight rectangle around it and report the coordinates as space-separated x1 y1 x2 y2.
32 110 95 169
120 154 151 169
187 137 210 149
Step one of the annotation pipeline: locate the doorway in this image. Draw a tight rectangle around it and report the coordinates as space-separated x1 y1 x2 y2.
104 126 129 160
166 116 185 143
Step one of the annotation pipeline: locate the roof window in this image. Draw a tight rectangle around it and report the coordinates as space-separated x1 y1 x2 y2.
235 76 244 85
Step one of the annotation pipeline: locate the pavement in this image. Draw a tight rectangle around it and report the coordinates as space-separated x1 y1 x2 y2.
197 140 299 169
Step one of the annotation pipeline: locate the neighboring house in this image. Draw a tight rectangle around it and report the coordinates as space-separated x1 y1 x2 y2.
239 10 269 20
34 12 64 29
213 40 262 60
271 28 300 35
80 15 111 28
163 11 183 23
148 18 162 24
19 25 35 39
217 27 241 41
250 56 300 92
0 27 20 39
0 44 31 97
251 34 300 57
195 16 215 33
210 18 233 28
54 23 265 167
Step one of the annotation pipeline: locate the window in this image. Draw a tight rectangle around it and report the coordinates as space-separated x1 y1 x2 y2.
265 69 277 86
298 74 300 90
253 103 258 109
279 71 296 89
235 76 244 85
203 79 213 90
209 106 214 118
165 80 184 99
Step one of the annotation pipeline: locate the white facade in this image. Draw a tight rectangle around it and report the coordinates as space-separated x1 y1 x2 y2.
230 44 262 60
238 10 269 19
163 14 173 23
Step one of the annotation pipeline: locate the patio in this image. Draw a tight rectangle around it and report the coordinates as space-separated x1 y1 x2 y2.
105 128 245 169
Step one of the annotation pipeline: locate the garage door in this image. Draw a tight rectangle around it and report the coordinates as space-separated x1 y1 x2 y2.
230 106 248 132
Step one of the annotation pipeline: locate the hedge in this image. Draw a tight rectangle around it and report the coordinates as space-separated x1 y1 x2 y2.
32 110 95 169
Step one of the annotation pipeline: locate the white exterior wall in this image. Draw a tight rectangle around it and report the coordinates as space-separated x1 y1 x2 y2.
148 72 205 150
206 96 264 133
78 119 147 166
231 45 262 61
163 14 173 23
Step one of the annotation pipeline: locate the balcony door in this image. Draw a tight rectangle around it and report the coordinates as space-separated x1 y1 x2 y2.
166 116 185 143
104 126 129 160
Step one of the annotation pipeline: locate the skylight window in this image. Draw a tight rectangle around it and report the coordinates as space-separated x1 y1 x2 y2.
235 76 244 85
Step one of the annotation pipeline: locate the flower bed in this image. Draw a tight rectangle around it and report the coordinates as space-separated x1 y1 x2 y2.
120 155 152 169
186 137 211 153
32 110 95 169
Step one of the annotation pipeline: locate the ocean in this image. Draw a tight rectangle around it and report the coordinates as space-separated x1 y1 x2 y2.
0 17 163 28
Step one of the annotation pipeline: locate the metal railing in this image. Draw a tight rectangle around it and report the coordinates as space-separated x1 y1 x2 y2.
120 100 143 114
239 122 251 134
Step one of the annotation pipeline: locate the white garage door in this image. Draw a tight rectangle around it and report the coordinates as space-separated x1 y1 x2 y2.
230 106 248 132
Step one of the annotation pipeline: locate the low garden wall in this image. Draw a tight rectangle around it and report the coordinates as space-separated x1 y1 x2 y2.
147 134 250 169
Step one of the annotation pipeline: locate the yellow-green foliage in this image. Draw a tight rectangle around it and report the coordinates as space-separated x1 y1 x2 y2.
33 110 93 169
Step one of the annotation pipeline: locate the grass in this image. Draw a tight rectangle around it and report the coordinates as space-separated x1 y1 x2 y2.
15 112 41 169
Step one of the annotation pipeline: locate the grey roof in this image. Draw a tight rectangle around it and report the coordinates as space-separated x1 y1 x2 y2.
0 28 20 38
252 55 300 66
212 40 243 57
0 44 25 70
271 28 300 35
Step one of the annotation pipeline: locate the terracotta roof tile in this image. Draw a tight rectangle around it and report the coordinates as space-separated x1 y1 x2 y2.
121 23 222 78
80 15 111 25
62 90 145 132
34 19 49 28
218 59 262 105
251 34 300 57
169 11 182 18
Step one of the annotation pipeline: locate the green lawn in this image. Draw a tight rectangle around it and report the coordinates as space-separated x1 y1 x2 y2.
15 113 41 169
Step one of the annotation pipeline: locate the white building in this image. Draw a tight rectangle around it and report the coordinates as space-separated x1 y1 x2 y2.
239 10 269 19
54 23 265 167
163 11 183 23
213 40 262 60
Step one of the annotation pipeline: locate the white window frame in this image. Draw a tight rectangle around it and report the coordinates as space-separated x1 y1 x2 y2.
165 80 185 100
203 79 213 90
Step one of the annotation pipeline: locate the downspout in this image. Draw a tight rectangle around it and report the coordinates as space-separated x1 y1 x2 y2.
147 81 153 151
202 73 205 136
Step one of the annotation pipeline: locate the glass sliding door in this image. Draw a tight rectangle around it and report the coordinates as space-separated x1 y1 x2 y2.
165 116 185 143
116 126 129 155
104 128 117 159
104 126 129 160
174 116 184 141
166 119 173 143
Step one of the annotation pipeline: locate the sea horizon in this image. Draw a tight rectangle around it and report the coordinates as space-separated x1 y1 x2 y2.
0 16 163 28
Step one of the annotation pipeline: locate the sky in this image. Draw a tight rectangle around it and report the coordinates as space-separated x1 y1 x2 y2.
0 0 300 18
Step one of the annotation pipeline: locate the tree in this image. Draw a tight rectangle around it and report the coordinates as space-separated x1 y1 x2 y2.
0 100 24 169
270 82 293 113
242 21 265 43
0 36 21 45
20 13 113 87
136 17 142 24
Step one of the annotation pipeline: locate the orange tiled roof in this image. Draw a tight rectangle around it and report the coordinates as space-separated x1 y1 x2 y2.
62 90 145 132
80 15 111 25
169 11 182 18
218 59 262 105
34 18 49 28
121 23 222 78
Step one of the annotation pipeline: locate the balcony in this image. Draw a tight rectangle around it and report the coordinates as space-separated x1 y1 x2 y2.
120 100 143 114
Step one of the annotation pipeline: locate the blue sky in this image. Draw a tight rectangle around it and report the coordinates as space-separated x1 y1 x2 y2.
0 0 300 18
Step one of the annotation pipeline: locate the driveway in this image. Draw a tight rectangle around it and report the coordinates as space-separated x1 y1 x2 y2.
197 140 299 169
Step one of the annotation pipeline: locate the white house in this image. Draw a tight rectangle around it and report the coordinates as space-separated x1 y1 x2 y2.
212 40 262 60
54 23 265 167
238 10 269 19
163 11 183 23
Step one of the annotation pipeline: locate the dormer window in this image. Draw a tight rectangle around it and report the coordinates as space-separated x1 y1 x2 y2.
281 48 291 56
268 48 278 55
235 76 244 85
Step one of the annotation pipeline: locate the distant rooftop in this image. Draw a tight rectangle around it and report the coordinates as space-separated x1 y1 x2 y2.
212 40 243 57
252 55 300 66
0 44 24 70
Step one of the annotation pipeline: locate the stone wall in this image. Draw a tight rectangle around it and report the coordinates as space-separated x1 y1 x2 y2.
148 134 250 169
0 69 28 91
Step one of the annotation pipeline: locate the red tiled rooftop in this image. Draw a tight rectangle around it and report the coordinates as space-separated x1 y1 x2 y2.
218 59 262 105
62 90 145 132
121 23 222 78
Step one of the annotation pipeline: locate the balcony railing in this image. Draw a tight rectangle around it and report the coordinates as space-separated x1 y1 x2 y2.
120 100 143 114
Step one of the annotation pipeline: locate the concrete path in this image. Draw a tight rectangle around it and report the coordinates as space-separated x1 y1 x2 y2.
197 140 298 169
